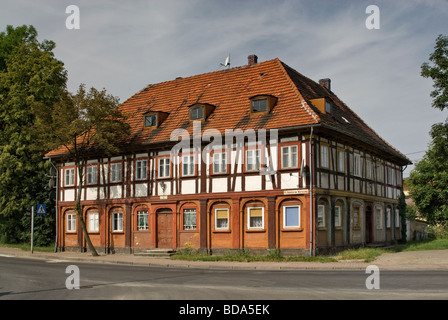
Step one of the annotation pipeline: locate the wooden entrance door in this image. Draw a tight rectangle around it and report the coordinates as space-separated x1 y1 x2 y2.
156 209 173 248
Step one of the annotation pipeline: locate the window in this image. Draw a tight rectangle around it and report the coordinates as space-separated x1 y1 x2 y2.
283 205 300 228
86 166 97 185
325 101 332 113
145 114 157 127
337 150 345 172
246 149 261 171
281 146 298 169
386 208 391 228
110 163 122 183
88 212 99 232
247 207 264 229
190 106 204 120
320 145 329 168
183 209 197 230
376 164 383 182
366 160 372 180
182 155 195 176
376 208 383 229
137 210 148 231
135 160 148 180
66 213 76 232
335 206 342 227
251 99 268 113
353 153 361 177
387 167 393 185
215 208 229 230
65 168 75 186
395 209 400 228
317 205 326 228
158 157 171 178
112 212 123 232
213 152 227 174
353 207 360 228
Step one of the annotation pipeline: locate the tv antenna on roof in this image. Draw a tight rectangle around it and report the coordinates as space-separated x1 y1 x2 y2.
220 53 230 68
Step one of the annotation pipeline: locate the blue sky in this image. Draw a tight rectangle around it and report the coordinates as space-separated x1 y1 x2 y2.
1 0 448 177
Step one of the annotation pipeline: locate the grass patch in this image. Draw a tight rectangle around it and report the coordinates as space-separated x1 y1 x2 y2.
388 239 448 253
0 243 54 252
336 248 385 263
171 249 337 263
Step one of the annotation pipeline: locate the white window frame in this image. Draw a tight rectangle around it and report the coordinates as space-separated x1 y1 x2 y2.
158 157 171 178
88 212 99 233
66 213 76 232
65 168 75 186
247 207 264 230
337 150 345 172
283 205 300 229
246 149 261 172
281 145 298 169
112 212 123 232
137 210 149 231
135 159 148 180
213 152 227 174
317 204 326 228
110 163 122 183
335 205 342 228
145 114 157 127
183 208 197 230
190 106 204 120
251 98 268 113
215 208 229 230
86 165 98 185
320 145 329 169
386 208 391 228
353 153 361 177
395 208 400 228
182 155 195 177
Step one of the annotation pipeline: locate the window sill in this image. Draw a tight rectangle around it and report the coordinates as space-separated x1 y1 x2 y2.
246 229 265 233
213 229 231 233
281 227 303 232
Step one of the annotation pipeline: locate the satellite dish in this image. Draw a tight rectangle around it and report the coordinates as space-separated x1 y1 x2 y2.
220 53 230 68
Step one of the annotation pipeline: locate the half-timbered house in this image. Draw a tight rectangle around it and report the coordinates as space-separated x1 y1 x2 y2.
46 55 411 255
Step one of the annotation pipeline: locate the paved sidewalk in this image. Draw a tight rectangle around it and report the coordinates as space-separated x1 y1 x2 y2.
1 246 447 271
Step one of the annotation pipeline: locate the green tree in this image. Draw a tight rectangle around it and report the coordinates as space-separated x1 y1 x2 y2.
34 85 130 256
0 25 67 244
421 34 448 111
408 121 448 227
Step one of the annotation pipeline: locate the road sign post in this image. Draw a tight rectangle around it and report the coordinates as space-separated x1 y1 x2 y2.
31 206 34 254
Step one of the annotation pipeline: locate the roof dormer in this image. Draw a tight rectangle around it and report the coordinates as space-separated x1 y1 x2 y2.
144 111 169 129
249 95 277 116
189 103 216 122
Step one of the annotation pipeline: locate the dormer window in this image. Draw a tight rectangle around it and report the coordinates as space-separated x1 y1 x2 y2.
250 95 277 115
190 106 204 120
189 103 215 122
325 101 332 113
144 111 169 128
145 114 157 127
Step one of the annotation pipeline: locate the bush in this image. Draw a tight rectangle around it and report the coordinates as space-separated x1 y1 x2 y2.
428 225 448 239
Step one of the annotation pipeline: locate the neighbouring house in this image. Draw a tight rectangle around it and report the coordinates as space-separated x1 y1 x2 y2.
46 55 412 255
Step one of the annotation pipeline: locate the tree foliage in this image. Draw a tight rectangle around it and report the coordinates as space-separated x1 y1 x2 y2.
0 25 67 244
408 120 448 227
421 34 448 111
34 85 130 255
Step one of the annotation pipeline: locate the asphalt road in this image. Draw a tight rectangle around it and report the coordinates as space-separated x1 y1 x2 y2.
1 255 447 302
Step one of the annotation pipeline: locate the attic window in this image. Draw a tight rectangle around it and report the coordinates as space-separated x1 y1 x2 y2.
190 106 204 120
325 101 332 113
145 114 157 127
252 99 268 112
250 95 277 115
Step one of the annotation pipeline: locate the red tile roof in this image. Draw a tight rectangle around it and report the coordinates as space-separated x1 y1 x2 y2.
46 58 410 165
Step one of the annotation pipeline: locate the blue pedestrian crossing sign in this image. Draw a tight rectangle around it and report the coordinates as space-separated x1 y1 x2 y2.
36 204 46 215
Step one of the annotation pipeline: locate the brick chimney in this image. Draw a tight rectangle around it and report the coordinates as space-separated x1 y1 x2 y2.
248 54 258 66
319 78 331 91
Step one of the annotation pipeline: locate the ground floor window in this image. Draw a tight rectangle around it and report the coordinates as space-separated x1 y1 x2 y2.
283 205 300 228
335 206 342 227
88 212 99 232
67 213 76 232
137 210 148 230
183 209 197 230
112 212 123 232
247 207 264 229
317 205 326 228
215 208 229 230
